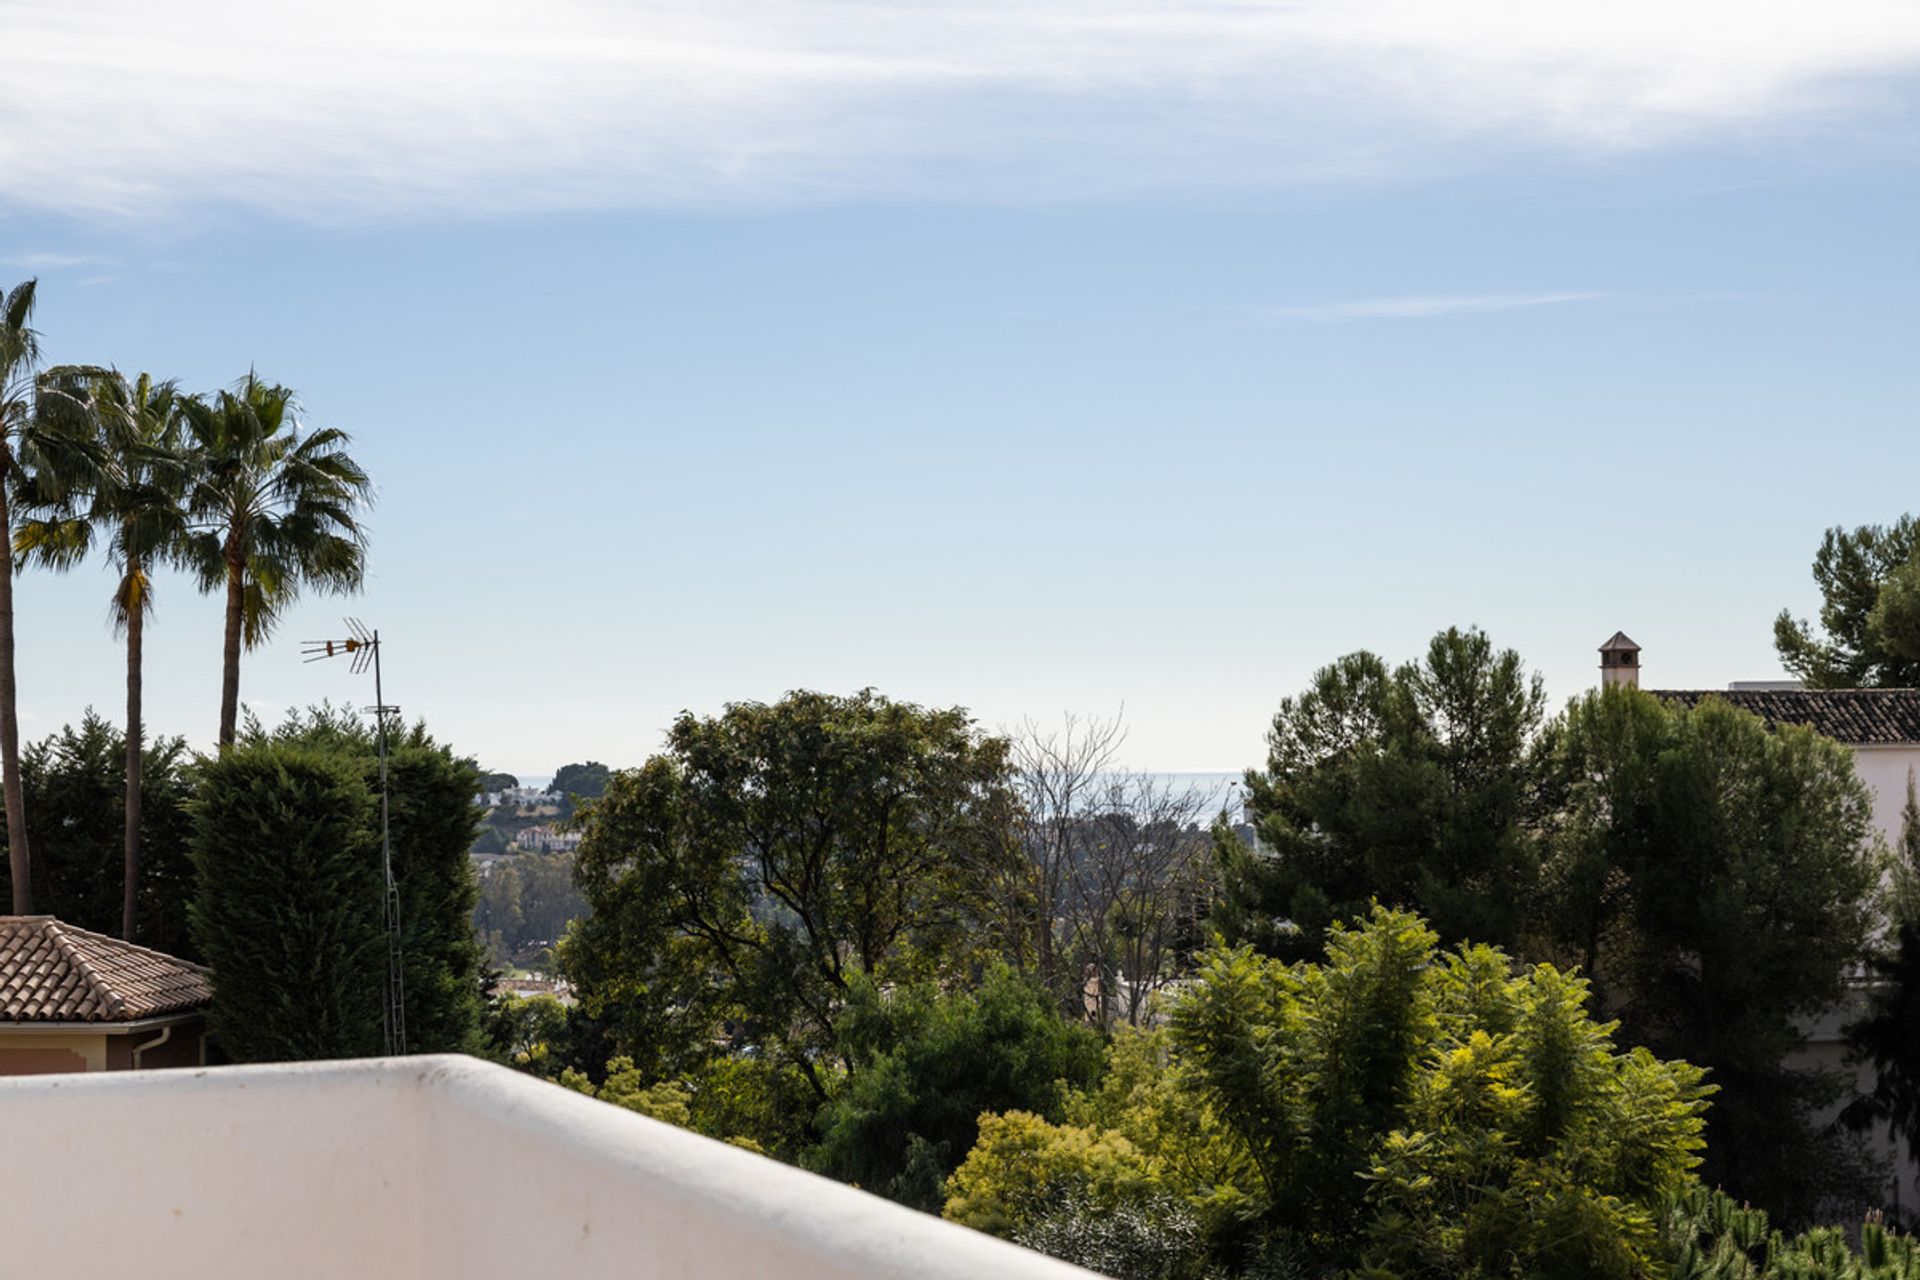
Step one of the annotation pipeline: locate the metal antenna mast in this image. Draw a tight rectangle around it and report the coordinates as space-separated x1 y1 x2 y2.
302 618 407 1056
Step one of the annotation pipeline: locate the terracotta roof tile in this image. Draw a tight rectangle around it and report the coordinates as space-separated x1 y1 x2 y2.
1649 689 1920 745
0 916 211 1023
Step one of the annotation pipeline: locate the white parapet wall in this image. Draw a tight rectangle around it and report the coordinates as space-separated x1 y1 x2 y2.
0 1053 1105 1280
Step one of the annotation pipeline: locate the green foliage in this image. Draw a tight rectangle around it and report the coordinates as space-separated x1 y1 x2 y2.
478 771 518 792
561 688 1020 1090
0 712 196 955
1217 627 1545 960
1662 1186 1920 1279
177 373 371 746
560 1054 695 1125
485 990 570 1062
1178 908 1710 1277
1775 515 1920 688
550 761 611 800
955 907 1712 1280
946 1109 1164 1237
1014 1192 1223 1280
251 707 487 1054
557 1051 819 1157
474 849 586 967
681 1054 820 1159
806 966 1105 1210
188 744 383 1060
1535 688 1883 1225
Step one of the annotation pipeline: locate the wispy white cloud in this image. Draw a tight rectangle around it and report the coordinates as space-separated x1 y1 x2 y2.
1259 292 1613 321
0 251 114 268
2 0 1918 220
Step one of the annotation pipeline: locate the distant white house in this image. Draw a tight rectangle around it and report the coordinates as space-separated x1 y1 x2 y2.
479 786 562 810
512 825 582 854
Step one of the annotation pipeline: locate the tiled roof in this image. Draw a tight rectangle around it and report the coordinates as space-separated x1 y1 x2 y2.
1599 631 1641 653
0 916 211 1023
1650 689 1920 745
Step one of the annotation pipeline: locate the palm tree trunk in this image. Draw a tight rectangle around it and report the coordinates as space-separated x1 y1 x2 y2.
123 588 143 939
0 472 31 913
219 549 243 749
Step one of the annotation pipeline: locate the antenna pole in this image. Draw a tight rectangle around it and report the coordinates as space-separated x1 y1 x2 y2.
303 619 406 1056
374 632 407 1057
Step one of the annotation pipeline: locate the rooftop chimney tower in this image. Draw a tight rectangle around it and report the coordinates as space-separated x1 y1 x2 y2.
1599 631 1641 689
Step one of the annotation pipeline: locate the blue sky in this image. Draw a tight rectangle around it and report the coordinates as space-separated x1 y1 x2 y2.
4 0 1920 775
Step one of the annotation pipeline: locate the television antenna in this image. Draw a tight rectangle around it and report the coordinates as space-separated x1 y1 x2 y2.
302 618 406 1056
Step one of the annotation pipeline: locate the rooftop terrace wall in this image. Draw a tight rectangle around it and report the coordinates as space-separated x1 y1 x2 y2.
0 1053 1103 1280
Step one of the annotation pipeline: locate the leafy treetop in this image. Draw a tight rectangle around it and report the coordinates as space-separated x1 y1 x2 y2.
1775 515 1920 688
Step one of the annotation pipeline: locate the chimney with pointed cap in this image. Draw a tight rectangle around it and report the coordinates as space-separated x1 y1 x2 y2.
1599 631 1641 689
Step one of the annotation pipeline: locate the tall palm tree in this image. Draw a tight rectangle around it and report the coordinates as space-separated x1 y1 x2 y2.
0 281 100 912
17 370 189 938
0 280 37 912
180 374 372 749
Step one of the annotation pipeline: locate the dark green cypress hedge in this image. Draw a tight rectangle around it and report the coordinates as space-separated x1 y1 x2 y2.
189 745 384 1061
377 742 486 1054
239 708 489 1055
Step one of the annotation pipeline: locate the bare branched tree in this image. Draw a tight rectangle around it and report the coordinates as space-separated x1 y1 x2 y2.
1007 713 1224 1028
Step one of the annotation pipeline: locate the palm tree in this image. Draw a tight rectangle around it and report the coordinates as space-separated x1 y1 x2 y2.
0 281 37 912
17 370 189 938
0 282 101 912
180 374 372 748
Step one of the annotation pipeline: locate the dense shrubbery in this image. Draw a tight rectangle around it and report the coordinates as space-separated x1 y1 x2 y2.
525 662 1907 1271
189 743 384 1060
187 708 487 1062
805 964 1105 1209
244 707 489 1056
948 907 1711 1280
0 713 196 955
1663 1187 1920 1279
1221 645 1886 1228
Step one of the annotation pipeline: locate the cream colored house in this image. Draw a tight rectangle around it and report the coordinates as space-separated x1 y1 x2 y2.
0 916 211 1075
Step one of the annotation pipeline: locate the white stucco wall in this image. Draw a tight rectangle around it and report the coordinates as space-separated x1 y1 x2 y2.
0 1055 1105 1280
1851 745 1920 850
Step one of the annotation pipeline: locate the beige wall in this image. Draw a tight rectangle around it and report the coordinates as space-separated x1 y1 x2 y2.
0 1055 1104 1280
0 1016 207 1075
0 1032 106 1075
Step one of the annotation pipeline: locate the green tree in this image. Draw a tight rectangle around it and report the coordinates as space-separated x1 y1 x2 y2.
252 706 487 1054
1535 688 1883 1225
484 989 570 1062
15 370 190 938
1775 515 1920 688
1216 626 1546 960
551 760 611 800
188 743 383 1060
953 908 1711 1280
0 713 196 955
807 965 1104 1210
178 374 371 749
0 280 93 911
476 849 588 967
561 689 1020 1093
